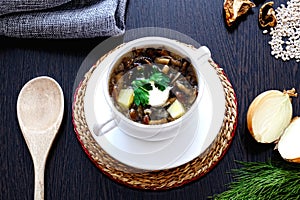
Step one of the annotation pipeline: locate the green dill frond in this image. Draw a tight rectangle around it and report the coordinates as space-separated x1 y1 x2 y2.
213 160 300 200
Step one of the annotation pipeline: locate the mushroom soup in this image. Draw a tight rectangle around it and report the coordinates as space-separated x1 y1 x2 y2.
108 47 199 125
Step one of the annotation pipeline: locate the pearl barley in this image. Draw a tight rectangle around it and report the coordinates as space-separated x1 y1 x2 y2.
268 0 300 62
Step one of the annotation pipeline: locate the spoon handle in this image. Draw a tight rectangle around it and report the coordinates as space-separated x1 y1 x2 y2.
33 156 46 200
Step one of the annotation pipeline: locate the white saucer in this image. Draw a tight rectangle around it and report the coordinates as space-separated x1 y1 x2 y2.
84 43 225 170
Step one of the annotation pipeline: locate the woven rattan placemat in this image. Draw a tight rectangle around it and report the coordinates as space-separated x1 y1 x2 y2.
72 49 237 190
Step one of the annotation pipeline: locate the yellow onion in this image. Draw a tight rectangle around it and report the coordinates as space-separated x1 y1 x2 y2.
277 117 300 163
247 89 297 143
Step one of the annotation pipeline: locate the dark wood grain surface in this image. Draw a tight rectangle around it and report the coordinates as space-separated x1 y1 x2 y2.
1 0 299 199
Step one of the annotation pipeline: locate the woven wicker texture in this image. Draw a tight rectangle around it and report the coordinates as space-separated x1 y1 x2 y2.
72 47 237 190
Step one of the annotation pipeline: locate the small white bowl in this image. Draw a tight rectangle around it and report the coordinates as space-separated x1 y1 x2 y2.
93 37 210 140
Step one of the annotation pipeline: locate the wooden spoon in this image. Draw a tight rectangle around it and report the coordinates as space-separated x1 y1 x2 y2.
17 76 64 200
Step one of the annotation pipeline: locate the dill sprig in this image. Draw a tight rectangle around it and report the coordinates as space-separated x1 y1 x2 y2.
213 160 300 200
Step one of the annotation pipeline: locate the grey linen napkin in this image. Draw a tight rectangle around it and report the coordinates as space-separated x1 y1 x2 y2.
0 0 71 16
0 0 127 38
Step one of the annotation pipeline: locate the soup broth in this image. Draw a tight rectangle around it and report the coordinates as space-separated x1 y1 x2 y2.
108 47 199 125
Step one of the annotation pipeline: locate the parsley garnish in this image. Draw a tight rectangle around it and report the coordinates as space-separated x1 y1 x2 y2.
131 67 170 106
150 72 170 91
131 81 152 106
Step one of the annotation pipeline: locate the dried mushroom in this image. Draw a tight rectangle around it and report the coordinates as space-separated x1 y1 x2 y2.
224 0 256 27
259 1 277 28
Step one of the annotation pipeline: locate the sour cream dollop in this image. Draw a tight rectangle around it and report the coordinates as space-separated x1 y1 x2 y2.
148 81 171 107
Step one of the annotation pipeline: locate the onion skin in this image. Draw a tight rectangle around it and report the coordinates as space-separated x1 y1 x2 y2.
247 90 293 143
247 90 271 138
286 158 300 163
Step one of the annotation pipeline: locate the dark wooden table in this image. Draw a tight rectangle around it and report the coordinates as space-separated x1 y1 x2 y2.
1 0 299 199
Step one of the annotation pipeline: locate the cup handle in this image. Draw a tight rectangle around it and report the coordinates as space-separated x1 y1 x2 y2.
195 46 211 64
93 115 117 136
